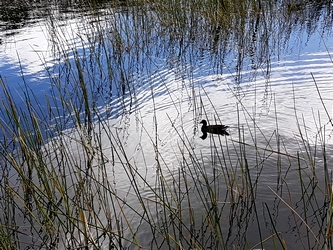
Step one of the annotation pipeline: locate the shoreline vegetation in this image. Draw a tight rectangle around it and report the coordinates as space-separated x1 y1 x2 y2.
1 0 333 249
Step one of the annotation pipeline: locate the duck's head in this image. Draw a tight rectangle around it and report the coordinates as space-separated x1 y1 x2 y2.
200 119 207 126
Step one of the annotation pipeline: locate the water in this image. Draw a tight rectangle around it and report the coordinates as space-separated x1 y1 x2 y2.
1 1 333 249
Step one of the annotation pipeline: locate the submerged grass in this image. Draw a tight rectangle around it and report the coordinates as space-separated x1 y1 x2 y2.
1 0 333 249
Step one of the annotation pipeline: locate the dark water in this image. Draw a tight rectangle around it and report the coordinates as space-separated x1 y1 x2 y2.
1 1 333 249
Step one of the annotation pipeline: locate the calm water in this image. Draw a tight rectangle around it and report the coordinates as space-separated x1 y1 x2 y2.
1 1 333 249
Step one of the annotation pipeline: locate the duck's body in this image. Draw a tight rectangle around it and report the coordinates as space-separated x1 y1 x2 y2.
200 119 229 139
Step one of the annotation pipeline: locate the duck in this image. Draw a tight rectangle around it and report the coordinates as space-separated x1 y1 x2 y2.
200 119 229 139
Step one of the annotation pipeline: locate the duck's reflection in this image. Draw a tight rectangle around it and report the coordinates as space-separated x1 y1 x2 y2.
199 119 229 140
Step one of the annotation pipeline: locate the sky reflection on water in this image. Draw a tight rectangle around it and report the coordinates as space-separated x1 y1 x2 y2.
1 2 333 249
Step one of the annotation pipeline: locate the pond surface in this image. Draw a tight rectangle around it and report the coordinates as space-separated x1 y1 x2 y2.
1 1 333 249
